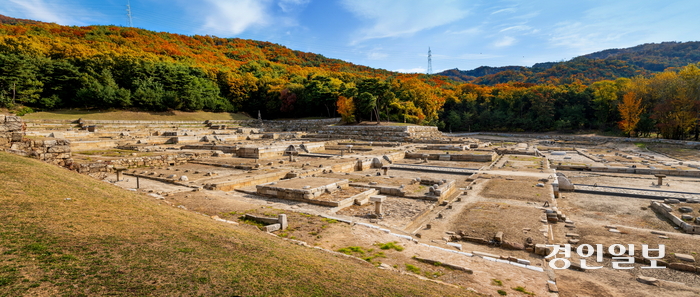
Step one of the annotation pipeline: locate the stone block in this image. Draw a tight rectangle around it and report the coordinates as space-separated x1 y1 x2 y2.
494 231 503 243
637 276 660 286
534 244 551 256
278 214 288 230
501 241 524 250
675 253 696 262
47 145 70 153
264 223 281 232
369 195 386 203
669 262 696 272
10 133 23 142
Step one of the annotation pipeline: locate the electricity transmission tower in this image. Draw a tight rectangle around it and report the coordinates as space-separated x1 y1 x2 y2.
126 0 133 27
427 47 432 75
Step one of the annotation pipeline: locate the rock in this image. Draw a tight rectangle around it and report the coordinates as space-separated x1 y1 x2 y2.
675 253 696 262
569 262 585 271
534 244 551 256
568 239 580 244
665 198 681 204
501 241 525 250
547 282 559 293
565 233 580 238
609 229 621 233
682 215 693 221
167 174 177 179
494 231 503 243
179 175 188 181
669 262 696 272
679 207 693 213
536 183 545 187
378 263 393 270
637 276 660 286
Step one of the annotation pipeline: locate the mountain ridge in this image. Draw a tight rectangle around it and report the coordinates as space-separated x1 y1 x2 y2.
438 41 700 85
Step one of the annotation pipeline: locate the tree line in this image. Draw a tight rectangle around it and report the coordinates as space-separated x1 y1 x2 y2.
0 21 699 139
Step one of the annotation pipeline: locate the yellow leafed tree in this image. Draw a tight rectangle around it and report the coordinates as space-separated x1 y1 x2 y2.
618 91 643 136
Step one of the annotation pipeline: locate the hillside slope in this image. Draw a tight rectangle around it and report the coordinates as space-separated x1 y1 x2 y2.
0 14 451 124
0 152 472 296
438 41 700 85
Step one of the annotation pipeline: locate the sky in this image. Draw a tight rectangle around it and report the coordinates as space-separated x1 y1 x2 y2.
1 0 698 73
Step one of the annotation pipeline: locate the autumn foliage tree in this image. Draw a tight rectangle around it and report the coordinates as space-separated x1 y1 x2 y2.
336 95 355 123
618 91 643 136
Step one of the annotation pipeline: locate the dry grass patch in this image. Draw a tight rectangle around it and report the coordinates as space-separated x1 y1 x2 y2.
449 202 545 244
570 224 700 264
479 177 550 202
648 144 700 161
22 109 251 121
0 152 473 297
557 193 680 232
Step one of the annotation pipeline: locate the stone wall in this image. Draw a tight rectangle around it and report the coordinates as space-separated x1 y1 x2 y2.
650 201 700 234
1 114 73 166
75 153 201 174
206 118 341 132
553 164 700 177
405 152 496 162
313 125 442 142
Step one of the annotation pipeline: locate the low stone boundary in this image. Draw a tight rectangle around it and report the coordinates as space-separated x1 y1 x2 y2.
413 257 473 274
554 165 700 177
575 184 700 201
383 164 477 175
650 201 700 234
244 213 288 232
405 152 496 162
208 171 289 191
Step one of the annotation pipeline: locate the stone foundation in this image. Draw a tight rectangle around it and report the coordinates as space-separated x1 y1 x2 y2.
1 114 73 166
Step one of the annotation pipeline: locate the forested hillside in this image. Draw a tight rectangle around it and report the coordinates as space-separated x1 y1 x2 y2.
1 15 699 139
0 15 450 125
439 41 700 85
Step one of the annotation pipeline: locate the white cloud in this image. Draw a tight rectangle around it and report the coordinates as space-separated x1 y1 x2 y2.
494 36 516 47
394 67 427 73
341 0 470 42
445 27 481 35
199 0 271 35
278 0 310 13
491 7 516 15
366 50 389 60
500 25 530 33
0 0 86 25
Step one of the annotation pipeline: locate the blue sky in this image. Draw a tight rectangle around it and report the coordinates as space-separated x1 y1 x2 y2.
1 0 698 73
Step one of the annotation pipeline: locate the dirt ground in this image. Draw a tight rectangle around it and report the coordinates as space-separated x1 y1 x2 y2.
479 176 552 202
449 201 548 245
90 134 700 297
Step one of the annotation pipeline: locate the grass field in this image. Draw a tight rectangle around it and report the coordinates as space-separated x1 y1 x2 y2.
20 109 252 121
0 152 474 296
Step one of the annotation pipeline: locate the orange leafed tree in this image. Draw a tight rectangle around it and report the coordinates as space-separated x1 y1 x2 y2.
336 96 355 123
618 91 643 136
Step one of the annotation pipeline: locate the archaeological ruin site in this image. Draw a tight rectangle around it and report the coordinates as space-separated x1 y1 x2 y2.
4 114 700 296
